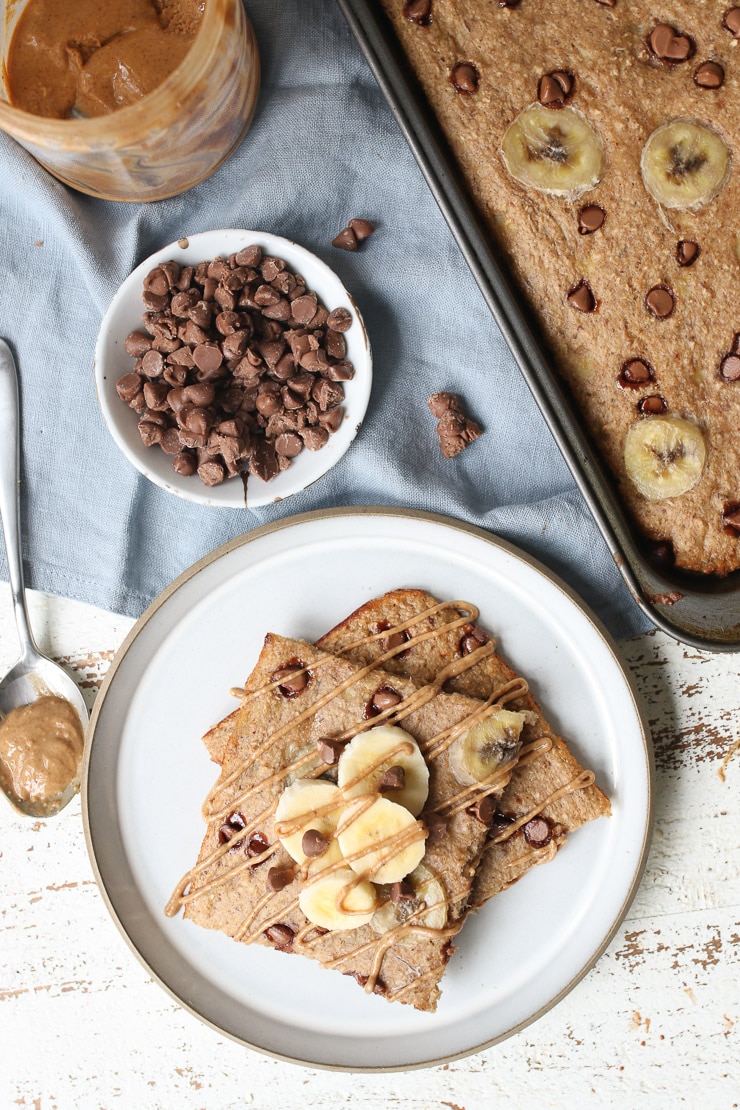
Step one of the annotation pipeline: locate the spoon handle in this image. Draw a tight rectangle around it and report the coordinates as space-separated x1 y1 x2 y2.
0 339 37 659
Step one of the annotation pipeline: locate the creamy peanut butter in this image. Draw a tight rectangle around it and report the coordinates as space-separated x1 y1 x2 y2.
6 0 204 118
0 695 84 808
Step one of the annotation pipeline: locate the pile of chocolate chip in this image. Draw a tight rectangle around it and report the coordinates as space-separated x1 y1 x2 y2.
115 245 355 487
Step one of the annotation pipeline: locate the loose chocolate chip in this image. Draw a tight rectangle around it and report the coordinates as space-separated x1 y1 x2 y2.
302 829 330 858
645 286 676 319
317 737 345 765
720 354 740 381
390 880 416 903
677 240 700 267
367 686 403 717
619 358 654 387
348 218 375 242
264 923 294 950
271 662 310 697
327 307 353 332
428 392 482 458
723 8 740 37
332 226 358 252
451 61 479 93
639 394 668 414
247 831 269 858
459 625 490 655
403 0 431 23
722 502 740 535
648 23 695 62
567 280 597 313
578 205 606 235
218 811 247 846
267 866 296 892
522 815 553 847
379 765 406 792
468 794 497 826
538 70 574 107
694 61 725 89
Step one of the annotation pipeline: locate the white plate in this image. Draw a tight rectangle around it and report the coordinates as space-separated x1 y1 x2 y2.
94 230 372 508
83 509 653 1070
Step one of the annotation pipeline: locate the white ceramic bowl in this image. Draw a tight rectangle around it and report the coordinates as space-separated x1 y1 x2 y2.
95 229 372 508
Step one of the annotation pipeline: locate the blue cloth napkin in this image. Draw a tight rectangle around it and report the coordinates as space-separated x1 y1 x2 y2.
0 0 651 641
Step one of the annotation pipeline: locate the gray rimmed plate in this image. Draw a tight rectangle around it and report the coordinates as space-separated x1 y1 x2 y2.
83 508 653 1070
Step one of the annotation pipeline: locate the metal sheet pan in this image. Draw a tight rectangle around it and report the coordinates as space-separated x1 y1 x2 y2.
337 0 740 652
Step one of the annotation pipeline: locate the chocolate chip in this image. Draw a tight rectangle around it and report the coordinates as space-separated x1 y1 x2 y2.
467 794 497 826
264 923 294 950
218 811 246 847
733 334 740 355
428 391 482 458
247 831 269 858
141 349 164 378
567 280 597 313
459 625 490 655
172 451 197 476
332 226 358 252
694 61 725 89
722 502 740 535
317 737 344 765
379 765 406 792
578 205 606 235
367 686 403 717
404 0 431 23
723 8 740 37
267 866 295 892
274 432 303 458
421 810 448 840
499 0 521 6
538 70 574 107
271 662 310 697
720 354 740 381
390 880 416 903
116 372 144 404
648 23 695 62
327 307 353 332
677 240 700 267
125 331 153 357
491 811 516 833
645 286 675 319
638 394 668 414
144 267 170 297
451 62 479 93
348 219 375 242
594 0 616 6
302 829 330 858
522 815 553 847
619 358 654 387
197 460 226 487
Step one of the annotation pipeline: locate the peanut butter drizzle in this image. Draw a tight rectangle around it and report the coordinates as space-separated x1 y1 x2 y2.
237 895 301 944
387 962 450 1001
490 768 596 843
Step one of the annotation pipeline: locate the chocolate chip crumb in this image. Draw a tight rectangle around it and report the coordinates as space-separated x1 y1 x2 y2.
578 205 605 234
451 61 479 93
694 61 725 89
677 240 700 267
645 286 676 319
428 391 482 458
522 815 553 847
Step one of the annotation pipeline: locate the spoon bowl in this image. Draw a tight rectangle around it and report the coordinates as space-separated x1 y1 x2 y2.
0 338 88 817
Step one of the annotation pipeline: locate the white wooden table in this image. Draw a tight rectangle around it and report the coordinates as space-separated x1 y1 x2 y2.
1 584 738 1108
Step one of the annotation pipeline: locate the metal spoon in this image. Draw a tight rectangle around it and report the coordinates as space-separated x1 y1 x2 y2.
0 338 88 816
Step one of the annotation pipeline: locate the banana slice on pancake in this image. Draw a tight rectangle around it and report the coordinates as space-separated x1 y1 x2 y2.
274 779 344 869
299 868 377 931
337 796 427 884
337 724 429 816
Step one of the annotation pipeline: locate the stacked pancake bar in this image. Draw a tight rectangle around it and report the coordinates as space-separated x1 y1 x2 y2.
168 590 609 1011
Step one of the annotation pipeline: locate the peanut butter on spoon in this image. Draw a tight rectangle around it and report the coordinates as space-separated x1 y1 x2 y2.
0 696 84 814
6 0 203 119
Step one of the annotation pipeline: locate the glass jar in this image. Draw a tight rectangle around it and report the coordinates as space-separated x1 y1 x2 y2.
0 0 260 202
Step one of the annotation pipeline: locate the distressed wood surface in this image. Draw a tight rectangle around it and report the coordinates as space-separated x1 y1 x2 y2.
0 586 738 1109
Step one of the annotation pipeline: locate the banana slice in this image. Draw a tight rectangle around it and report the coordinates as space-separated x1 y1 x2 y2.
274 779 344 870
371 864 447 936
640 119 730 209
501 104 604 196
623 415 706 501
299 868 377 932
337 796 426 884
336 724 429 816
449 709 530 787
